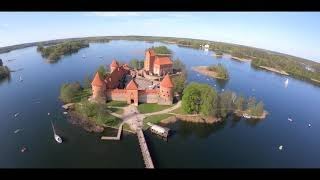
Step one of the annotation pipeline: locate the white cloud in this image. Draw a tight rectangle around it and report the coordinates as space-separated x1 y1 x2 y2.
87 12 143 17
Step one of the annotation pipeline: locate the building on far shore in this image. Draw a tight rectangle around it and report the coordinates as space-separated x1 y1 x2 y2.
144 49 173 76
89 59 173 106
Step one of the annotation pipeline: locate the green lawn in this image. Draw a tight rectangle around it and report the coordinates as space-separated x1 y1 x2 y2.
170 107 188 115
143 114 173 130
138 103 172 114
109 107 124 115
74 100 122 127
73 88 92 102
106 101 128 107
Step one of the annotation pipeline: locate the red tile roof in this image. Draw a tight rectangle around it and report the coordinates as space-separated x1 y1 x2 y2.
110 60 119 67
126 79 138 90
154 56 173 65
160 74 173 88
91 72 105 87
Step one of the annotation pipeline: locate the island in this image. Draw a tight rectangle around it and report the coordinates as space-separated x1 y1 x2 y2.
37 41 89 63
0 59 10 80
192 64 229 80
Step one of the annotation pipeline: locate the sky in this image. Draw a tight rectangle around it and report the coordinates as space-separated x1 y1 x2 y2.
0 12 319 62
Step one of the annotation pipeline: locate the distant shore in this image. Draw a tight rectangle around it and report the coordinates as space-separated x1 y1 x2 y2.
192 66 227 80
258 66 289 75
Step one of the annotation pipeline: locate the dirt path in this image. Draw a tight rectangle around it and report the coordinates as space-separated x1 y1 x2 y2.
144 101 182 117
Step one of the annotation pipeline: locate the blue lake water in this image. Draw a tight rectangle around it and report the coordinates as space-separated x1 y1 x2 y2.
0 40 320 168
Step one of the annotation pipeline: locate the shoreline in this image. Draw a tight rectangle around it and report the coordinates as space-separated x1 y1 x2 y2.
311 78 320 84
230 56 251 62
192 66 227 80
161 113 222 124
258 66 289 75
234 110 268 119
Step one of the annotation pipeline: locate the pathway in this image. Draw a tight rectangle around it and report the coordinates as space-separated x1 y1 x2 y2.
144 101 181 117
101 122 124 140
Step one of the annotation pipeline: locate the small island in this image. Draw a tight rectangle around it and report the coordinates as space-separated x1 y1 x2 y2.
37 41 89 63
0 59 10 80
192 63 229 80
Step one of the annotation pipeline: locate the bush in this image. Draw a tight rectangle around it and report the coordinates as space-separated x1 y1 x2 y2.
0 66 10 79
59 82 83 103
207 63 229 79
152 46 172 55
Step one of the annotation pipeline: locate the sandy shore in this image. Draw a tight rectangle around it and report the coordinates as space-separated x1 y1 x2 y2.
161 114 222 124
258 66 289 75
192 66 227 80
231 56 251 62
311 78 320 84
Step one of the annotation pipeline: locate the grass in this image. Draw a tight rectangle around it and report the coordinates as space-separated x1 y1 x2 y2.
106 101 128 107
170 107 188 115
138 103 173 114
74 100 122 127
123 123 132 132
73 88 92 102
143 114 173 130
109 107 124 115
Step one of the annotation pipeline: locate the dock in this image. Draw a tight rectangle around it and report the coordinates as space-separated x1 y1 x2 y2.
101 123 123 140
137 129 154 169
147 122 170 138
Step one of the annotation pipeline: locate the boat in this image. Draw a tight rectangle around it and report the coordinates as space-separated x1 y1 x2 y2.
21 147 27 153
14 113 20 117
19 76 23 82
82 54 86 58
243 114 251 119
51 121 62 144
308 123 311 127
288 118 293 122
278 145 283 151
14 129 22 134
285 78 289 87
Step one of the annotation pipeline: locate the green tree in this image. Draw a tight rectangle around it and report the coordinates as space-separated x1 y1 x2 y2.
152 46 172 55
172 73 187 96
59 82 82 103
200 85 218 117
173 58 186 72
182 83 202 114
0 66 10 79
246 97 256 114
235 95 245 111
253 101 264 116
218 90 234 118
97 65 106 79
83 74 92 89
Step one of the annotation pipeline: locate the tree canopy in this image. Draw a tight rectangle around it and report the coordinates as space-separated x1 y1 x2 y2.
152 46 172 55
59 82 83 103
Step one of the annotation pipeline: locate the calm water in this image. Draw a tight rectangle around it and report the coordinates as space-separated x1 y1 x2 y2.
0 40 320 168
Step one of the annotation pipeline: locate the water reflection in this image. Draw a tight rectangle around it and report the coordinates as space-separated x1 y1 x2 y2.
216 78 229 89
174 119 227 139
0 73 11 85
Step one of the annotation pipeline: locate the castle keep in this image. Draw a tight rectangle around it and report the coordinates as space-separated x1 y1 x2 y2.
89 49 174 106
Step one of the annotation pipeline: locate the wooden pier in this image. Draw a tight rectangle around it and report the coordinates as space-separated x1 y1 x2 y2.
137 129 154 169
101 123 123 140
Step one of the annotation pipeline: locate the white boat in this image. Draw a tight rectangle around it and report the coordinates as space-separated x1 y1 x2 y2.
82 54 86 58
14 112 20 117
19 76 23 82
279 145 283 151
285 78 289 87
288 118 293 122
51 121 62 144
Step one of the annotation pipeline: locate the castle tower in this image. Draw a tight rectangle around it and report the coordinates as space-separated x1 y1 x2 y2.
110 60 119 73
125 79 139 106
90 72 106 103
144 49 155 73
158 74 173 105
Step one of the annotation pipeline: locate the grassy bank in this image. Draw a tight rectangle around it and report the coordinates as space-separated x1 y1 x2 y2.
143 114 173 130
138 103 173 114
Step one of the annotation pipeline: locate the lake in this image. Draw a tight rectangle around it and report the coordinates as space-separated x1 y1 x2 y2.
0 40 320 168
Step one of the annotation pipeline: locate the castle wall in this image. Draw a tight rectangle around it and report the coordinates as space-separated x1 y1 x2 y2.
138 90 159 103
106 89 127 101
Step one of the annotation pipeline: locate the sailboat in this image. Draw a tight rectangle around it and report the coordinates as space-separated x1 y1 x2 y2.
51 121 62 144
285 78 289 87
19 76 23 82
